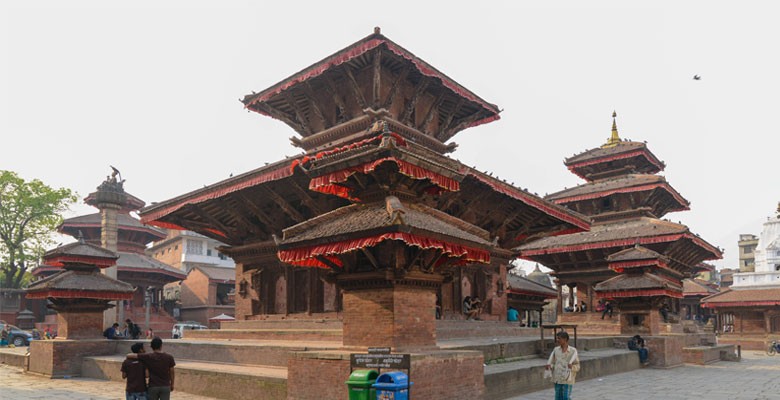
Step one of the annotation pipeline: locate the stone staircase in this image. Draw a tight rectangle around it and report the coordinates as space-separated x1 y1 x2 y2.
125 308 178 338
77 322 642 400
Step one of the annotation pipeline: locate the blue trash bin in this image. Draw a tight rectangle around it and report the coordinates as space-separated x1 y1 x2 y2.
372 371 412 400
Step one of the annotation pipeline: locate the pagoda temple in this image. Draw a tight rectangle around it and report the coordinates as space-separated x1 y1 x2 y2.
26 239 134 339
33 176 186 332
518 113 722 335
139 28 589 398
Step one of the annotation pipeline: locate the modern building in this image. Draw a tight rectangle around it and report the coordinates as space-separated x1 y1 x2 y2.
178 265 235 324
738 234 758 272
148 230 235 273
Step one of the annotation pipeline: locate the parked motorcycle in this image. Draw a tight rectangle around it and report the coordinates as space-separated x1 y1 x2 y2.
767 340 780 356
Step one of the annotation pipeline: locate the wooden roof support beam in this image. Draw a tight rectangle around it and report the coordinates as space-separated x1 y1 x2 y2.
361 248 380 270
260 186 305 222
235 192 276 230
372 49 382 108
213 198 262 237
342 66 368 109
418 92 445 134
185 204 238 238
283 91 312 136
322 73 350 122
303 82 330 127
437 98 465 140
382 65 411 109
401 77 430 125
288 180 325 215
169 216 240 246
254 102 305 135
316 255 344 273
439 109 483 142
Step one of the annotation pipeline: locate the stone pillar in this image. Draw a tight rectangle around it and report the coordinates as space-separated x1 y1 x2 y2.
338 271 441 350
92 179 126 329
555 279 563 316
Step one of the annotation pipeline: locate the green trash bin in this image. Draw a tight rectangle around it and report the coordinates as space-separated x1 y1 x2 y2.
345 369 379 400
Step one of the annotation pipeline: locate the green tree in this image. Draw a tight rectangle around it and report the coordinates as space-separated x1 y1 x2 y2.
0 171 76 288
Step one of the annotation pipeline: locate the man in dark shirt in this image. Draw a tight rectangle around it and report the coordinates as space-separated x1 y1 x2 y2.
128 337 176 400
121 342 148 400
104 323 121 339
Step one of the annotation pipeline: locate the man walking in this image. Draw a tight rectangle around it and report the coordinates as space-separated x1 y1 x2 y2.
545 331 580 400
128 337 176 400
121 342 148 400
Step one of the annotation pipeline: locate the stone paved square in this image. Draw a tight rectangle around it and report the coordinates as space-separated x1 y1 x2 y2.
514 352 780 400
1 351 779 399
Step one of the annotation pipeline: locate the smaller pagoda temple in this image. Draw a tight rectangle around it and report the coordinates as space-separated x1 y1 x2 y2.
518 112 722 335
33 174 186 333
26 239 134 339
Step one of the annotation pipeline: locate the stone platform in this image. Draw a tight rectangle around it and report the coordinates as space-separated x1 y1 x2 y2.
7 320 738 399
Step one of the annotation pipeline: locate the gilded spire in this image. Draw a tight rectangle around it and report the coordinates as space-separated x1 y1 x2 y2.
602 111 621 148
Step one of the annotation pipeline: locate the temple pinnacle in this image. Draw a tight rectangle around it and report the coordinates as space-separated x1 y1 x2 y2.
602 110 621 148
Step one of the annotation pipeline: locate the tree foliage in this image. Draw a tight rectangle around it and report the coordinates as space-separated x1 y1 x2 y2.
0 171 77 288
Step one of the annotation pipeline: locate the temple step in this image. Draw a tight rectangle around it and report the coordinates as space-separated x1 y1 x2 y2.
81 355 286 400
186 328 343 342
484 347 640 399
106 340 340 368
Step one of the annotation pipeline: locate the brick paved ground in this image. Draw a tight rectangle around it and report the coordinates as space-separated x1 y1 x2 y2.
513 351 780 400
0 364 216 400
1 351 779 399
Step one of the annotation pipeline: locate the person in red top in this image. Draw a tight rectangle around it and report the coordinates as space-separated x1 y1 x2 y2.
121 342 148 400
128 337 175 400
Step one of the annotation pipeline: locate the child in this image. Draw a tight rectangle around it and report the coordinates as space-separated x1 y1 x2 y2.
545 331 580 400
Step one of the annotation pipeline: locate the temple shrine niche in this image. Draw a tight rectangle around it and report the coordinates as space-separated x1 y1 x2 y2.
518 112 722 335
139 28 589 398
33 174 186 333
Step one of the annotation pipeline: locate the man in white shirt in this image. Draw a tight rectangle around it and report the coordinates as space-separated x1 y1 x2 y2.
545 331 580 400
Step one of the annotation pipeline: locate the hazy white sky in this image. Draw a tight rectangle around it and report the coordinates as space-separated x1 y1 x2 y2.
2 1 778 272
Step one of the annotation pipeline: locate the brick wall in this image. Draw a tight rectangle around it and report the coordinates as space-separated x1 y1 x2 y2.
58 311 105 339
287 350 484 400
287 354 350 400
341 285 437 349
181 268 210 307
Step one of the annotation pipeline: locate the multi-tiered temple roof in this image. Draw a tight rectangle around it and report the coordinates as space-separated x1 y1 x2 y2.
518 113 721 300
139 29 589 251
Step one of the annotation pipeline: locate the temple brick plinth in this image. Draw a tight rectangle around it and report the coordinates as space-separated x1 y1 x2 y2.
339 271 441 350
56 310 106 340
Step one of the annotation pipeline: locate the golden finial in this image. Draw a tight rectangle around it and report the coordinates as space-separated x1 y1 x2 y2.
602 111 621 148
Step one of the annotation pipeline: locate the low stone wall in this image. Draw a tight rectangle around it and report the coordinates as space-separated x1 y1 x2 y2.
28 339 118 377
485 350 639 399
0 348 27 368
82 356 288 400
682 345 736 365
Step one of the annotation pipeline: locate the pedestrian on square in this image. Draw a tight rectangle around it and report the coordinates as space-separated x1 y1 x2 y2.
127 337 176 400
0 325 8 347
122 342 148 400
545 331 580 400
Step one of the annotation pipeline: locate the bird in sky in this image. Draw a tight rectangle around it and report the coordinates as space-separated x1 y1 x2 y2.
693 75 701 80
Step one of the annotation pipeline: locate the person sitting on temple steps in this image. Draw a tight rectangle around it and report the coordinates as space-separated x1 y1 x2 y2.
628 334 649 366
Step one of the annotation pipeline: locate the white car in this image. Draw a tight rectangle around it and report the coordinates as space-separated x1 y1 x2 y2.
171 322 207 339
